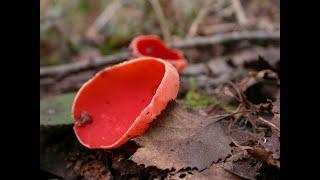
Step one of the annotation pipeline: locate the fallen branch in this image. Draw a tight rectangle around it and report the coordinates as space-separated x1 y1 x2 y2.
171 30 280 49
40 30 279 78
41 46 279 100
40 52 129 78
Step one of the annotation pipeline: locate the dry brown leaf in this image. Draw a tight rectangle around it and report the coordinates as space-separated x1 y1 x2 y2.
131 102 232 171
259 94 280 168
244 56 278 72
249 146 279 168
192 164 242 180
230 128 260 147
223 157 260 180
273 94 280 113
270 94 280 129
167 164 241 180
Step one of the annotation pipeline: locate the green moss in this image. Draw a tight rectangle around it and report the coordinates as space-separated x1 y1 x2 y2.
180 77 237 110
40 93 76 126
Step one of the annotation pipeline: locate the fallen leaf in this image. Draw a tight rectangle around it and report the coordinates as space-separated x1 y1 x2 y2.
270 94 280 129
230 128 260 147
240 70 279 104
229 47 280 68
192 164 242 180
223 157 261 180
131 102 232 171
259 94 280 168
167 164 241 180
244 56 277 72
40 93 76 126
249 146 279 168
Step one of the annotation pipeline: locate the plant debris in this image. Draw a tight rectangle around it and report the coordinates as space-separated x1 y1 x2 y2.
131 101 232 171
168 164 242 180
40 70 280 179
74 111 93 127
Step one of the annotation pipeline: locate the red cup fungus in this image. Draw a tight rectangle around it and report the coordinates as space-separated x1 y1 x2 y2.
72 57 179 149
130 35 187 72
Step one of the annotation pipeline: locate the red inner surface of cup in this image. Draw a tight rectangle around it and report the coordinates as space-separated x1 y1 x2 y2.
73 60 165 147
135 38 183 60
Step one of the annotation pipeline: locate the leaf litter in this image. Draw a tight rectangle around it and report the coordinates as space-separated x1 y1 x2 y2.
40 28 280 180
40 67 280 179
131 101 232 171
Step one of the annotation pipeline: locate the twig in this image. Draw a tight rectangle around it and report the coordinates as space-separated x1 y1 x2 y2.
40 52 129 78
86 0 123 40
171 30 280 49
258 116 280 132
40 30 279 78
149 0 171 42
187 0 215 38
231 0 248 26
41 47 279 95
223 84 241 102
210 109 251 123
227 81 260 133
226 81 246 107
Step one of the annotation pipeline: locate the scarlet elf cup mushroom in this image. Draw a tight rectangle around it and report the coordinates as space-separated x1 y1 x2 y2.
130 35 187 72
72 57 179 149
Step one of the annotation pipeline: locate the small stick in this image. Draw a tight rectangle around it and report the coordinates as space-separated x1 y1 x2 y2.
226 81 247 108
40 52 129 78
210 109 251 123
231 0 249 26
171 30 280 49
258 116 280 132
75 112 93 127
40 31 280 78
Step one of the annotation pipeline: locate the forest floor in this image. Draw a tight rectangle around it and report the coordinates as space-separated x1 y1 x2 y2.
40 0 280 179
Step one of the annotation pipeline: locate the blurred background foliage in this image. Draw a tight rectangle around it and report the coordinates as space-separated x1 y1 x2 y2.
40 0 279 66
